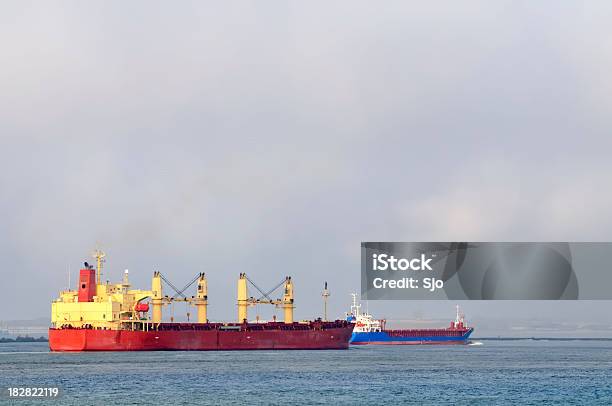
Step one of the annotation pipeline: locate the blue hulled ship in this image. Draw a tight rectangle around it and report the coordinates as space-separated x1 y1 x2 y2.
346 295 474 345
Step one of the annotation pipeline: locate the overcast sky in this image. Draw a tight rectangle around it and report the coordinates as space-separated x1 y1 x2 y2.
2 1 612 336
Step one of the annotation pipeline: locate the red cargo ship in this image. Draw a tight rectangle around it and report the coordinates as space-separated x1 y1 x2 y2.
49 321 353 351
49 251 353 351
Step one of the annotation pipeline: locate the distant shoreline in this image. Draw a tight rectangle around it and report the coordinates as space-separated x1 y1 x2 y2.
0 336 48 343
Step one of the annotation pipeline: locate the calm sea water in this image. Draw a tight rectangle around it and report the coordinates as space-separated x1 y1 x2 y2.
1 340 611 405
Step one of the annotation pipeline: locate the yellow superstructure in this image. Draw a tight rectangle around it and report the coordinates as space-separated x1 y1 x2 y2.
51 274 155 330
51 251 209 330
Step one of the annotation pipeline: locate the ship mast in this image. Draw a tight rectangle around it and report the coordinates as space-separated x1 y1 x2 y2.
322 282 330 321
93 249 106 285
350 293 361 317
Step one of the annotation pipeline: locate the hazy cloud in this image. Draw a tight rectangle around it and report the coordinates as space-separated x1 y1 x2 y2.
2 1 612 334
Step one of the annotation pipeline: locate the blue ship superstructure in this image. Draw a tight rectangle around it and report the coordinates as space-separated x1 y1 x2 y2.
346 294 474 345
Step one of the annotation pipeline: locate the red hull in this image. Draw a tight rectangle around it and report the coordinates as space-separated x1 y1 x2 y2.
49 321 353 351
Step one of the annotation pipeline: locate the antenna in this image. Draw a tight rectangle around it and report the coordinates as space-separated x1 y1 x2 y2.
322 281 330 321
350 293 361 317
68 264 71 290
93 249 106 285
